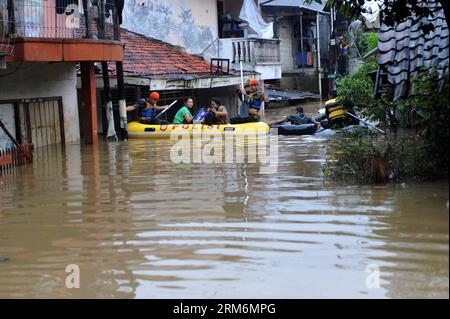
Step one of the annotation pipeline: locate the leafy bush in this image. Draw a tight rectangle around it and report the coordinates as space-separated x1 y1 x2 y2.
346 30 379 58
336 61 390 125
325 134 448 184
324 135 387 184
407 68 449 176
365 32 378 54
337 60 377 102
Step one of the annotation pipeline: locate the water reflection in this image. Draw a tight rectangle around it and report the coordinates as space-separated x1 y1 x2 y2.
0 107 448 298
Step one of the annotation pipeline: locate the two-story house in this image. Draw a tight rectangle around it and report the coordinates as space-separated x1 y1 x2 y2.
121 0 282 82
260 0 331 97
1 0 124 148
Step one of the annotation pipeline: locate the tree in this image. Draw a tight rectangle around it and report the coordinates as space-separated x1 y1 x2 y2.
306 0 449 32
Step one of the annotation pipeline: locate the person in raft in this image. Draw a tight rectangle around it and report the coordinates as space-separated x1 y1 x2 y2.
126 91 169 125
270 106 320 128
202 98 229 125
319 90 359 129
173 97 194 124
231 79 267 124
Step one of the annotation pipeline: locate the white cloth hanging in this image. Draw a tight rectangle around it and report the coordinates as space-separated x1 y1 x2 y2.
239 0 274 39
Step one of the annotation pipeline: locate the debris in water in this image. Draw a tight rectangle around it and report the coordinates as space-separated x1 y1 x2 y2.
0 256 11 263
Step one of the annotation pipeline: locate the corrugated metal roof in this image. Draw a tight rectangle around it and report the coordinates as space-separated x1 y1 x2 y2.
261 0 326 13
377 0 449 100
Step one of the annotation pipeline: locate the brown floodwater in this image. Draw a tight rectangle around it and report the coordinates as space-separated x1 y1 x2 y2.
0 103 448 298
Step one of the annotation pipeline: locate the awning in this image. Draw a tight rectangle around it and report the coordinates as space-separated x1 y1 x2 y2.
261 0 327 13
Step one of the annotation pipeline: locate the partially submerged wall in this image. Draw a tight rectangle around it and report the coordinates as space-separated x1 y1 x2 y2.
0 62 80 145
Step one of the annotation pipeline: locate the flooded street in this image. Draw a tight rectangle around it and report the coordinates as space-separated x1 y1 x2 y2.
0 104 448 299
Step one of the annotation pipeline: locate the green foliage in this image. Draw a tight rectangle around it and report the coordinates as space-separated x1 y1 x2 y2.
347 31 379 58
407 68 449 176
384 137 441 182
309 0 449 183
305 1 446 32
336 61 383 120
336 60 414 129
329 68 449 183
324 135 386 184
325 134 448 184
365 32 378 53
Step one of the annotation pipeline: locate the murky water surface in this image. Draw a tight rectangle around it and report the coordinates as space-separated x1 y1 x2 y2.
0 104 448 298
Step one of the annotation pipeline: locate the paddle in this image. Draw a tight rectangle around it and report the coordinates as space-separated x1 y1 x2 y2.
154 100 177 120
193 107 208 122
346 112 386 135
239 61 249 117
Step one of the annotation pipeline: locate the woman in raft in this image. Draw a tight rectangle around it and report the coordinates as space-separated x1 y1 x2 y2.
173 97 195 124
202 98 229 125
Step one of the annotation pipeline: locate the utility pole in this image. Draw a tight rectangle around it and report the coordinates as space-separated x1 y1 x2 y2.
329 6 337 97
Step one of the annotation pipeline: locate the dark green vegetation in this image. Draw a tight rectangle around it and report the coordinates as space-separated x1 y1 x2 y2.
307 0 449 29
326 69 449 183
306 0 449 183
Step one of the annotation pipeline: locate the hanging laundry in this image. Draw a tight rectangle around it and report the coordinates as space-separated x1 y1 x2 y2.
55 0 122 24
239 0 273 39
56 0 80 14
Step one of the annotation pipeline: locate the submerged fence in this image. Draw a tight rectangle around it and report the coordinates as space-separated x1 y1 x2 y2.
0 144 34 175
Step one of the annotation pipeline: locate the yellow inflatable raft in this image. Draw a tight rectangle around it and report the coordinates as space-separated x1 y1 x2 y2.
128 122 270 139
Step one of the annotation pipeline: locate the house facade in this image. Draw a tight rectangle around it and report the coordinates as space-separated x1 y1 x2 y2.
0 0 124 148
260 0 332 95
76 28 262 136
121 0 282 81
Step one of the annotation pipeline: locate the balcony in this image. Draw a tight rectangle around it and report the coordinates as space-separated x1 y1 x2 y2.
219 37 282 80
1 0 123 62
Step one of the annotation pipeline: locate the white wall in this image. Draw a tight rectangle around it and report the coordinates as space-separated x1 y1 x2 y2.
275 18 295 71
0 62 80 144
122 0 219 55
0 103 15 149
255 64 282 81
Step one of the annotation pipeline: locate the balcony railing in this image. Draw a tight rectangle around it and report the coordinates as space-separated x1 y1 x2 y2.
0 0 119 42
226 38 281 64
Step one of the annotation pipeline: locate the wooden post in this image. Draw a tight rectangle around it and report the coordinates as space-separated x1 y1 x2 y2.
81 61 98 145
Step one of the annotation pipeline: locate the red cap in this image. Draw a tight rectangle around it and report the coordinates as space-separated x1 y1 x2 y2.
249 79 259 86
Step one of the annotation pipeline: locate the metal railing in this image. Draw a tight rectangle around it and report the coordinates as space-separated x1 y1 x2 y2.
0 0 15 56
0 144 34 175
228 38 281 64
210 58 230 75
0 0 119 42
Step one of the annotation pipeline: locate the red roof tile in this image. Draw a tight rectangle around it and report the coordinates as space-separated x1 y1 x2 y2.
114 28 212 78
